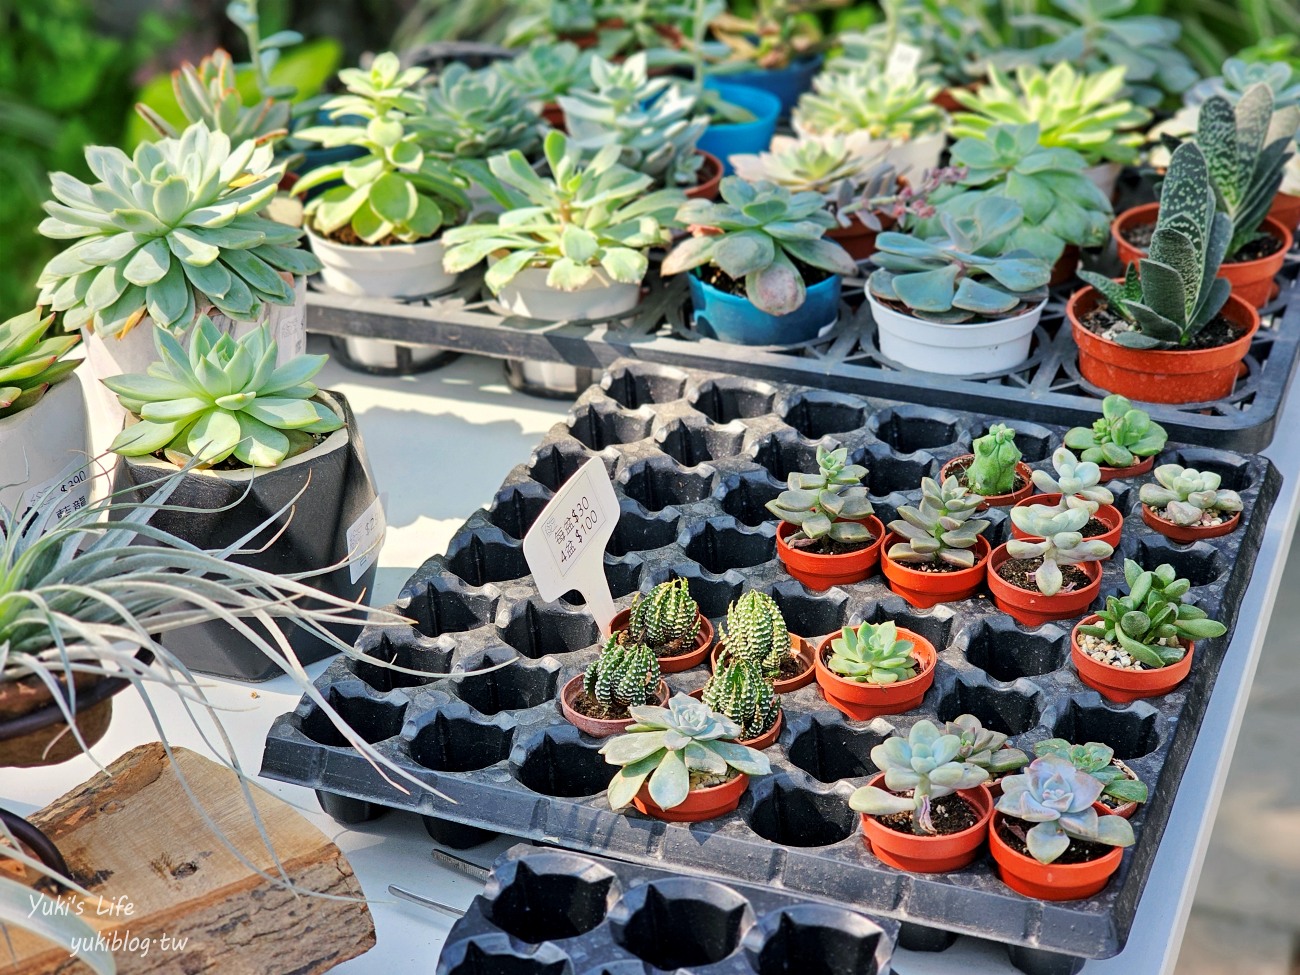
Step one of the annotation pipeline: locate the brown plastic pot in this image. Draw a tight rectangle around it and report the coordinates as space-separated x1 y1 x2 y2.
775 515 885 591
987 543 1103 629
940 456 1035 510
633 771 749 822
1071 614 1194 703
1096 455 1155 483
881 535 991 608
687 688 783 750
541 102 566 130
712 635 816 693
559 674 670 738
827 212 893 262
610 607 714 674
989 809 1124 900
860 776 993 873
0 671 115 768
685 151 723 201
1069 285 1261 405
1140 504 1241 543
1269 190 1300 233
1011 493 1123 551
814 628 937 720
1050 245 1080 287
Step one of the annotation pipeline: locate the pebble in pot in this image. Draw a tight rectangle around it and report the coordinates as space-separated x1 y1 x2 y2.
1138 464 1243 543
814 621 937 721
1032 739 1148 820
990 505 1112 628
881 476 992 608
1063 395 1167 483
561 636 668 738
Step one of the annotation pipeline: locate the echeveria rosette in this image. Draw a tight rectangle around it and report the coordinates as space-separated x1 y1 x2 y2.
0 310 81 420
1140 465 1243 527
764 443 874 545
946 714 1030 777
1006 504 1113 596
493 41 595 104
995 754 1135 864
600 694 771 811
793 65 945 143
887 476 990 568
1033 738 1149 806
1063 395 1167 468
827 621 918 685
1031 447 1114 516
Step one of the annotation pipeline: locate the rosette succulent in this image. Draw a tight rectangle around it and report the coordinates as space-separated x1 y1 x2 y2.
495 42 596 104
1064 395 1168 468
945 714 1029 776
701 659 781 740
1034 738 1148 807
765 444 875 547
1139 465 1243 527
1032 447 1114 516
731 136 883 198
834 0 992 86
995 755 1136 864
719 591 790 680
0 310 81 419
826 621 918 685
966 423 1022 496
1006 504 1113 595
886 476 990 568
793 66 945 144
583 634 662 712
417 62 543 164
627 578 701 652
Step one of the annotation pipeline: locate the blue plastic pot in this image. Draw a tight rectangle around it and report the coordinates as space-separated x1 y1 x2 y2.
688 272 841 346
722 56 822 117
697 81 781 175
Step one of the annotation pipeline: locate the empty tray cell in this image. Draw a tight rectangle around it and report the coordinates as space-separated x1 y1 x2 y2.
965 618 1069 682
300 687 406 748
499 600 601 659
489 853 620 943
771 582 850 640
1169 447 1253 492
606 505 680 557
683 520 776 574
752 431 823 484
411 710 514 773
612 878 755 970
860 603 956 652
743 778 856 848
991 420 1055 463
487 484 553 541
1051 698 1161 760
620 458 714 512
937 679 1043 737
513 728 617 798
568 403 654 451
657 417 745 468
602 363 688 409
781 391 867 440
1133 537 1227 588
605 558 645 599
453 659 560 715
447 533 531 587
404 581 499 639
440 938 573 975
690 376 777 423
528 442 595 492
754 904 889 975
786 714 889 784
718 471 782 528
346 630 452 692
861 444 932 497
868 406 966 455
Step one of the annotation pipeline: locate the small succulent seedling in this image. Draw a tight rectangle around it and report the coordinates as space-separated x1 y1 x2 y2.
1031 447 1114 516
887 476 991 568
1139 465 1243 527
627 578 701 652
1006 504 1113 595
583 635 661 713
719 591 790 680
945 714 1030 776
0 310 80 419
995 754 1135 864
765 444 875 547
826 620 918 685
701 659 781 740
1064 395 1167 469
848 719 989 835
966 424 1022 496
1033 738 1148 806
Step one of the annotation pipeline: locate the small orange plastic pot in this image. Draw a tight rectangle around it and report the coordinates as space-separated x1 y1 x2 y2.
1097 455 1156 483
560 675 670 738
987 543 1103 629
1071 614 1194 703
814 628 937 720
881 535 991 608
685 150 723 201
860 777 993 873
1140 504 1240 543
687 687 783 750
610 608 714 674
633 772 749 822
775 515 885 591
1011 493 1123 551
989 809 1125 900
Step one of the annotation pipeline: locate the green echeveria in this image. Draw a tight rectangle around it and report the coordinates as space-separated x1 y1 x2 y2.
0 310 81 419
827 620 918 685
1031 446 1114 515
1063 395 1168 468
1139 464 1243 526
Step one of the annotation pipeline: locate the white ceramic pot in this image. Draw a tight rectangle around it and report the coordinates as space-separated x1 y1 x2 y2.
340 337 447 370
0 377 92 525
1084 162 1123 202
306 229 457 300
868 291 1046 376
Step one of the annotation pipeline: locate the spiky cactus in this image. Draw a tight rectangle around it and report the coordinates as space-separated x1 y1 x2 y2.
627 578 701 653
719 591 790 679
702 659 781 740
583 636 660 713
887 476 990 567
965 423 1021 496
826 621 918 685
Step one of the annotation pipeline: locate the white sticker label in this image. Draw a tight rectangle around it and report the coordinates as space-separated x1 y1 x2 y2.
886 41 924 78
346 493 387 584
16 464 92 529
523 457 620 635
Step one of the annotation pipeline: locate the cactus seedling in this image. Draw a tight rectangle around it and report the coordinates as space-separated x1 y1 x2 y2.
995 755 1135 864
826 621 919 685
945 714 1030 777
1064 395 1167 470
1004 505 1113 595
887 476 991 568
1033 739 1148 808
626 578 701 656
581 635 661 718
1032 447 1114 517
719 591 792 680
765 444 875 552
701 659 781 741
964 424 1022 497
1139 465 1242 528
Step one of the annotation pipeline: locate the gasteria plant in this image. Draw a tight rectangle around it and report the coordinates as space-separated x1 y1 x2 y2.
1033 738 1148 806
36 122 319 338
965 424 1022 496
627 578 701 651
1006 505 1113 595
995 755 1135 864
494 41 596 104
583 635 662 712
719 591 790 679
0 310 81 419
764 444 875 547
1064 395 1168 468
793 65 945 146
887 476 991 568
1032 447 1115 515
1139 465 1243 527
826 621 918 685
946 714 1030 776
701 659 781 740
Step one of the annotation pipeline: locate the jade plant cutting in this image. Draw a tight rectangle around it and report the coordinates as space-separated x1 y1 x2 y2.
1139 465 1243 528
945 714 1029 777
625 578 702 655
826 621 918 685
718 590 791 680
582 635 662 715
701 658 781 741
1033 739 1148 809
765 444 875 550
1005 505 1113 595
964 424 1022 496
995 754 1135 863
887 476 991 568
0 310 80 419
1064 395 1168 469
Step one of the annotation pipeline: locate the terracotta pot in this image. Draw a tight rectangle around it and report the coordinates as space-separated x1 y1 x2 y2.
940 456 1035 510
1097 455 1155 483
933 82 980 113
633 772 749 822
685 151 724 201
775 515 885 591
881 535 991 608
990 810 1124 900
1069 285 1261 405
687 688 783 750
860 776 993 873
814 628 937 720
0 673 115 768
1050 245 1080 288
559 674 670 737
987 543 1103 629
713 636 817 693
1071 614 1194 703
610 608 714 674
1100 760 1142 820
542 102 566 130
1140 504 1241 543
828 212 892 262
1011 494 1123 551
1268 191 1300 233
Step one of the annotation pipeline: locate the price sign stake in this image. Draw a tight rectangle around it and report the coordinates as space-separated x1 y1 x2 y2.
522 457 621 635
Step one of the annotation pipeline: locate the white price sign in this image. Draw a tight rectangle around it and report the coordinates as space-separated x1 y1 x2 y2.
523 457 620 635
346 493 387 584
886 41 924 78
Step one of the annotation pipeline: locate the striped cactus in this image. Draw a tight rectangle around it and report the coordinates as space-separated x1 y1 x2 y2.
583 636 660 711
720 591 789 680
702 659 781 741
628 578 700 651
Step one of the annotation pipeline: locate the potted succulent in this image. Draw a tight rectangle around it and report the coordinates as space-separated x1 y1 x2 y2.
561 635 669 737
946 714 1029 795
660 177 858 345
991 755 1135 900
814 620 937 720
990 505 1112 628
1063 395 1168 482
1012 447 1123 549
713 590 814 693
765 444 884 590
1033 738 1148 819
494 41 596 129
707 0 832 113
699 658 782 748
849 719 992 872
610 578 713 673
882 476 992 608
600 693 770 822
1139 464 1243 542
939 423 1033 509
1072 560 1227 702
867 199 1052 375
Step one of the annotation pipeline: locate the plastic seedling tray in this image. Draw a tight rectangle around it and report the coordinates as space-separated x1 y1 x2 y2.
261 360 1282 964
437 843 896 975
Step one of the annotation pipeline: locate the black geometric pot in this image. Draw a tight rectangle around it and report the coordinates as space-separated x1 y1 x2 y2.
111 391 381 681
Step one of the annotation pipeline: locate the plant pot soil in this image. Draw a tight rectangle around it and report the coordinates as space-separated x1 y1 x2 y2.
1011 494 1123 550
1071 614 1194 703
940 456 1034 510
775 515 885 590
687 688 784 749
633 771 749 822
860 775 993 873
990 810 1124 900
827 211 893 262
560 674 671 737
609 607 714 673
1140 504 1241 543
712 636 816 693
881 535 991 608
988 544 1103 628
685 150 723 201
814 628 937 720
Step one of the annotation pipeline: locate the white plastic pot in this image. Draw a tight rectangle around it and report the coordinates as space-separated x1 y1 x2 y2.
1084 162 1123 201
0 376 92 524
339 337 447 371
306 229 457 299
868 290 1046 376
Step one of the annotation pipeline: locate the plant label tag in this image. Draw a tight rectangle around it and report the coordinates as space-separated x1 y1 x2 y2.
15 462 92 531
887 41 924 77
346 493 387 584
523 457 619 635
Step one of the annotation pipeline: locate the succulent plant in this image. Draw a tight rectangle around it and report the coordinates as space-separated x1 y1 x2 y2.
1139 465 1243 527
416 62 543 165
1031 447 1114 516
36 122 319 338
966 423 1022 497
1078 559 1227 668
765 444 875 547
1064 395 1168 469
1187 58 1300 111
661 177 858 316
1033 738 1148 806
826 620 919 685
106 317 343 468
1006 504 1113 595
731 136 885 199
627 578 701 651
708 0 829 70
701 658 781 740
583 634 662 713
995 754 1135 863
951 64 1151 167
495 42 596 104
600 694 770 811
0 310 81 420
848 719 990 835
945 714 1029 776
868 198 1051 323
719 590 790 680
441 130 681 294
793 65 945 144
887 476 991 568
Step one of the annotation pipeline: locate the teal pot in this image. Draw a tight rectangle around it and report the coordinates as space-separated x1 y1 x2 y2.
722 56 822 116
697 81 781 175
688 272 841 345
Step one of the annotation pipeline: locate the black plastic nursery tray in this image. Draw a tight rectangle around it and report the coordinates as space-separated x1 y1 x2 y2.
261 360 1281 961
437 843 897 975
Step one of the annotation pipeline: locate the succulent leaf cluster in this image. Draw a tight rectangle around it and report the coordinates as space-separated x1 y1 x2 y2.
583 634 661 712
966 423 1022 497
826 620 918 685
708 0 829 70
1006 504 1113 595
765 444 875 545
793 66 945 143
416 62 543 164
1031 447 1114 516
1187 58 1300 110
996 755 1135 863
1033 738 1148 806
719 591 790 680
1139 465 1243 526
702 658 781 740
887 476 990 567
945 714 1029 776
731 136 888 200
0 310 81 420
627 578 701 650
1064 395 1168 468
494 42 596 104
